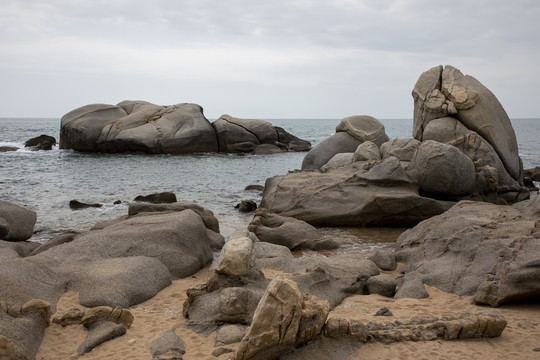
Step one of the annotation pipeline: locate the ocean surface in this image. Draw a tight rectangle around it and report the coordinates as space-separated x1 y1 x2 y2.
1 117 539 245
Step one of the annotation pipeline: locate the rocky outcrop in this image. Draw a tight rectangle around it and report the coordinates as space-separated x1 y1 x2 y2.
257 66 529 229
413 65 521 181
1 203 221 308
60 102 311 154
24 134 56 151
259 160 453 227
0 200 37 241
324 308 507 343
1 202 222 359
232 274 329 360
395 196 540 306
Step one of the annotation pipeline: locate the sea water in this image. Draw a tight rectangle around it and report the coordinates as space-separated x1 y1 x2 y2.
1 117 539 243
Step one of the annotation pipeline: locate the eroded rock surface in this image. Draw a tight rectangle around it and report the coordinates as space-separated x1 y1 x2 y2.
395 196 540 306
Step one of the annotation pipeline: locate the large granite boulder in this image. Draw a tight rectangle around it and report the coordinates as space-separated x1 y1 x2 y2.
260 159 453 227
1 203 221 310
395 196 540 306
0 200 37 242
406 140 477 196
60 103 311 154
60 101 218 153
412 65 521 181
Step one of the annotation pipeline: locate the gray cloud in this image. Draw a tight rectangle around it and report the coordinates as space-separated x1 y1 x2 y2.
0 0 539 118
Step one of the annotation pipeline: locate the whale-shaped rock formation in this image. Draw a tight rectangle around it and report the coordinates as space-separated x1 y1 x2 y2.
59 101 311 154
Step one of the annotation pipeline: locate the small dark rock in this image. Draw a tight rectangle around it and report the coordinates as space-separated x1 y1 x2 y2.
533 347 540 352
69 200 103 210
113 200 122 205
245 185 264 192
25 135 56 151
235 200 257 212
0 146 19 152
134 192 177 204
374 307 393 316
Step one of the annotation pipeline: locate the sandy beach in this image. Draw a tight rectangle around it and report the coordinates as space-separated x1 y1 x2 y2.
36 264 540 360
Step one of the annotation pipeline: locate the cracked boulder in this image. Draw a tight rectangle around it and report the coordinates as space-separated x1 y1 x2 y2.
395 196 540 306
232 273 329 360
412 65 521 181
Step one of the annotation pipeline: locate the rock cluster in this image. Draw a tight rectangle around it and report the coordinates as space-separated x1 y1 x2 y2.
59 101 311 154
0 200 223 359
257 66 530 229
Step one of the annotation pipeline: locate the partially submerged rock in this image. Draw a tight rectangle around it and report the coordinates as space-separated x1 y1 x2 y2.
24 134 56 151
60 103 310 154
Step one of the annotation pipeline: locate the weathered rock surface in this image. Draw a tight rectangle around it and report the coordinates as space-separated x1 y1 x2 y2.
325 308 507 343
394 276 429 300
215 237 255 277
412 65 521 180
60 103 310 154
0 200 37 241
258 65 529 230
301 132 363 171
406 140 476 196
1 203 220 310
78 321 126 355
366 274 397 297
148 328 186 360
395 196 540 306
248 210 339 250
0 299 51 360
232 274 329 360
259 163 453 227
336 115 389 146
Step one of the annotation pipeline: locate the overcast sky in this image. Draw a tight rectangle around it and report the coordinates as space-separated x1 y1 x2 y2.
1 0 539 119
